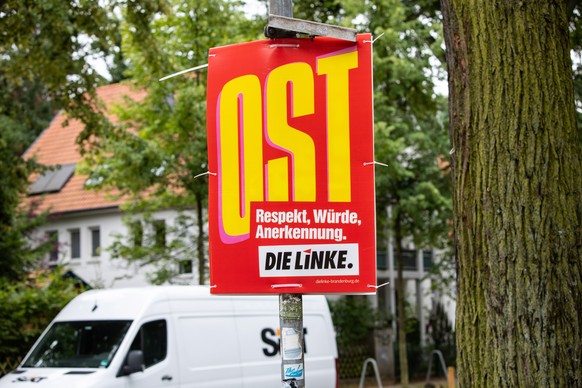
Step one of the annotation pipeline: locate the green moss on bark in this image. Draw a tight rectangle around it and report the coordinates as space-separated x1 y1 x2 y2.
441 1 582 386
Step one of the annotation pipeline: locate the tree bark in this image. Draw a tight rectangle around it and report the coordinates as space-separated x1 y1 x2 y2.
394 210 409 387
441 1 582 386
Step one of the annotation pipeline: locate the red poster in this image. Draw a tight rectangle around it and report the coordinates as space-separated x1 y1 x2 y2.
206 34 376 294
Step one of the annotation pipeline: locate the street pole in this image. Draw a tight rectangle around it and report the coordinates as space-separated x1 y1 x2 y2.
267 3 304 385
269 0 293 19
279 293 304 388
264 1 356 386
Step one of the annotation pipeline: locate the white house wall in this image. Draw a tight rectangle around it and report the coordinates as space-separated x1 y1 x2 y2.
33 208 197 288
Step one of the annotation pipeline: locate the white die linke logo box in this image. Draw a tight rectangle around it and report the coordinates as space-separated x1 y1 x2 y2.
258 243 359 277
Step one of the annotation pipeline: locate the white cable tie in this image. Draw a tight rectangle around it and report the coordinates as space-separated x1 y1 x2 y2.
269 44 300 48
159 63 209 81
363 161 388 167
193 171 217 179
449 147 455 155
271 283 303 289
209 284 217 289
367 281 390 289
372 32 385 44
364 32 385 44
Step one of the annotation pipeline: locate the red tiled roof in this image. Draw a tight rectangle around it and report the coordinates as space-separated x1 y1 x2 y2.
22 83 147 215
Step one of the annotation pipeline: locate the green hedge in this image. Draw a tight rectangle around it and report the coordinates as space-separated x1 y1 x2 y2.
0 268 83 375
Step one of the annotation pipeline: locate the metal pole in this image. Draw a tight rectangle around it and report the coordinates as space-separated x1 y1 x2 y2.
266 1 305 387
265 0 296 38
269 0 293 18
279 293 304 388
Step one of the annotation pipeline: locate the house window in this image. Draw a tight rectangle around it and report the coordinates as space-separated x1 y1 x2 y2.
179 260 193 274
377 250 387 270
46 230 59 263
91 228 101 257
130 221 143 248
69 229 81 259
153 220 166 248
423 250 433 269
393 248 418 270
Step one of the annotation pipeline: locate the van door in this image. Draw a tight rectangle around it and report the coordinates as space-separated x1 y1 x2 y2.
174 314 243 388
120 319 179 387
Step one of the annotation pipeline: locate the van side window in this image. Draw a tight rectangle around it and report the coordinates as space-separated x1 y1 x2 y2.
129 319 167 368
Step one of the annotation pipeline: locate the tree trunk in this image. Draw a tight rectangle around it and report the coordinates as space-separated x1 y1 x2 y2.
441 1 582 386
394 210 409 387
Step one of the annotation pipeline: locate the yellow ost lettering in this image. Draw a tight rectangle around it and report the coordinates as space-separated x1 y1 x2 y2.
266 62 316 201
218 74 264 239
267 157 288 201
317 50 358 202
217 50 359 241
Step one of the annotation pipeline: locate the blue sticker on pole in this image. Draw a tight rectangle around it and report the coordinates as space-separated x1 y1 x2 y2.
284 363 304 380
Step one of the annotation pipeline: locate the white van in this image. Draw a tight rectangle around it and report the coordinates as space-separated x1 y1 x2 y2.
0 286 338 388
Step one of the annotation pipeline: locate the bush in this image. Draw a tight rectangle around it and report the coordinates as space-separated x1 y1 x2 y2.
329 296 388 345
0 268 84 375
329 297 390 379
394 303 456 380
427 302 456 368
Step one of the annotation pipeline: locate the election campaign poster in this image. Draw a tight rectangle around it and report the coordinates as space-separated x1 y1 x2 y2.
206 34 376 294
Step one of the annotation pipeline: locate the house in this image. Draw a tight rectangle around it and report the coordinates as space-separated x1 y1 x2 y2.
22 83 197 288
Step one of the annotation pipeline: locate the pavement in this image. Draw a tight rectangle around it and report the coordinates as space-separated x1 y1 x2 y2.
340 378 449 388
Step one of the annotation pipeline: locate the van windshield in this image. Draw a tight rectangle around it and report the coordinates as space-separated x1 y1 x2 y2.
22 320 132 368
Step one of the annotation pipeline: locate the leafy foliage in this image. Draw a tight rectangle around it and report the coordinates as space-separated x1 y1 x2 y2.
329 296 373 379
361 0 451 250
108 213 201 285
294 0 343 24
0 0 132 278
427 302 455 366
0 2 126 371
341 2 451 384
329 296 391 379
0 0 122 147
80 0 260 284
0 269 84 369
0 126 49 279
329 296 386 346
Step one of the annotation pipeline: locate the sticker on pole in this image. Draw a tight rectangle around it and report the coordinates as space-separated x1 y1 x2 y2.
206 34 376 294
281 327 303 360
284 363 304 380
